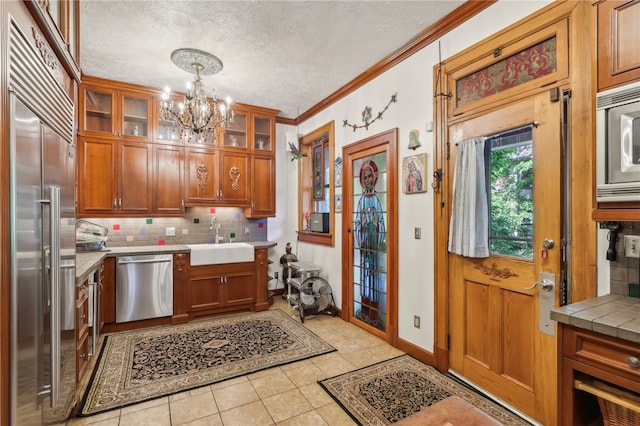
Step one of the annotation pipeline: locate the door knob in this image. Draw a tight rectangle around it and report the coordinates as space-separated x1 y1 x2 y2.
525 279 554 292
543 238 554 249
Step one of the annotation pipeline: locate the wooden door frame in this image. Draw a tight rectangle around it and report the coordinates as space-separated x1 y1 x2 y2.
432 2 594 423
341 128 398 344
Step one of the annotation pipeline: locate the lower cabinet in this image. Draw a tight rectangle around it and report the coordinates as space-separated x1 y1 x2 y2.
188 261 257 315
75 277 89 382
100 257 116 326
561 324 640 425
254 248 271 311
95 250 271 332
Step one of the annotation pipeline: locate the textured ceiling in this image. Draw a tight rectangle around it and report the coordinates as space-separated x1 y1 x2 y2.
80 1 464 119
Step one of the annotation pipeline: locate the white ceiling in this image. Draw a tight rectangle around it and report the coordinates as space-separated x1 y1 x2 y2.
79 1 465 119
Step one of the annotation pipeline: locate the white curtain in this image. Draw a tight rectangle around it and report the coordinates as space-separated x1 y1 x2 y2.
448 137 489 258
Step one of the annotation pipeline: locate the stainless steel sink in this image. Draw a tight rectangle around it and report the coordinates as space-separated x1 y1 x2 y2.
187 242 255 266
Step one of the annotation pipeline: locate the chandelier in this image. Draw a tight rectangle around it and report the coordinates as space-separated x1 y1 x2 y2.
159 48 233 144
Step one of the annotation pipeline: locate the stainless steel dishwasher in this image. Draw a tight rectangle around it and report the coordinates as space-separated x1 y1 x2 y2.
116 254 173 323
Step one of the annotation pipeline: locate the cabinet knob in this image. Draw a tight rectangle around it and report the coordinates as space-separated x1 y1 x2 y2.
628 356 640 368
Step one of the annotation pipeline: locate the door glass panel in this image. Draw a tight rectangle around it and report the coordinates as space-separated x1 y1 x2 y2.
352 153 388 331
487 127 534 258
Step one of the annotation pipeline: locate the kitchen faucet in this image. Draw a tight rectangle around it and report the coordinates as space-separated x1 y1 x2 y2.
209 216 219 243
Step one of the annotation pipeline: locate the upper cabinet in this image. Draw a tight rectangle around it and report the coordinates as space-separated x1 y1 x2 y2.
77 138 154 216
77 77 278 217
246 154 276 218
220 104 277 153
597 0 640 91
23 0 82 81
184 149 249 206
79 79 153 140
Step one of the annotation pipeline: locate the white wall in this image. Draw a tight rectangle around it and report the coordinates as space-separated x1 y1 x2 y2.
269 0 553 352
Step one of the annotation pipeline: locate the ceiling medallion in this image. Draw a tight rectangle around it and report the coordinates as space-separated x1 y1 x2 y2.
160 48 233 144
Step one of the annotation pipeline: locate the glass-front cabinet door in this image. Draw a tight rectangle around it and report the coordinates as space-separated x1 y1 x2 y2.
222 110 248 149
121 93 150 138
155 95 182 143
253 115 273 152
80 84 151 140
80 85 115 136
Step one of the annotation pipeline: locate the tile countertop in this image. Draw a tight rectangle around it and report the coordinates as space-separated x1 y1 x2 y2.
75 241 277 281
550 293 640 344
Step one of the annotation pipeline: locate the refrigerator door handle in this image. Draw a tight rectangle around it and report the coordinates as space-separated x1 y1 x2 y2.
49 186 61 407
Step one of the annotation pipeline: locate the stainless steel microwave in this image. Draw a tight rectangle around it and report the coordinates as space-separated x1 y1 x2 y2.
596 80 640 202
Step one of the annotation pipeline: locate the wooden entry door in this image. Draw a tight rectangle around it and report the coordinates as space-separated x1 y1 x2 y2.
448 92 561 425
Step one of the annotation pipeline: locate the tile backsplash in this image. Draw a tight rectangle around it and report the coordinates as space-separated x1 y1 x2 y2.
607 221 640 296
80 207 267 248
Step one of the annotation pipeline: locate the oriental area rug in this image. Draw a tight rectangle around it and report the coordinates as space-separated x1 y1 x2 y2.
78 309 335 416
319 355 532 426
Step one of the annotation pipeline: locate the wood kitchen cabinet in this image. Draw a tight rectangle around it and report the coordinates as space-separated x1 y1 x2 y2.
79 78 153 140
221 105 277 153
78 77 278 215
172 253 189 324
154 144 185 214
246 154 276 217
596 0 640 92
100 257 116 327
184 147 249 206
77 138 153 216
230 104 277 217
187 261 257 316
560 324 640 425
254 248 272 311
184 147 219 203
75 277 90 382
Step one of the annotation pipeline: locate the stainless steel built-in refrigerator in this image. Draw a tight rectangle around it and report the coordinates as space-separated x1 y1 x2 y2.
9 93 77 425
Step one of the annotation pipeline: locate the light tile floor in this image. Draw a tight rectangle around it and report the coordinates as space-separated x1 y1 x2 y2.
66 297 405 426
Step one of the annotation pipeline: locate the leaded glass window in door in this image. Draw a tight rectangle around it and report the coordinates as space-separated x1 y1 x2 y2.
352 153 388 332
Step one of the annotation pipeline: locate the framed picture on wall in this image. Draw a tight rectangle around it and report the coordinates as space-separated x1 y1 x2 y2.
335 194 342 213
312 142 324 200
402 153 427 194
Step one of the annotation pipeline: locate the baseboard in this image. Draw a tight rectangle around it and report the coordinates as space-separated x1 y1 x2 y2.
396 337 436 366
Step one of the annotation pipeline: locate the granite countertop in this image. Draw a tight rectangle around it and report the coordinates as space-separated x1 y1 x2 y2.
550 293 640 344
75 241 277 281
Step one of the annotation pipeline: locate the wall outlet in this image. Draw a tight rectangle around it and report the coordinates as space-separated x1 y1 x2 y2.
414 315 421 329
165 227 176 236
625 235 640 258
274 272 279 281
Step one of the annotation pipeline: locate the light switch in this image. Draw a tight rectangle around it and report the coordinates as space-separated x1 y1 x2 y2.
625 235 640 258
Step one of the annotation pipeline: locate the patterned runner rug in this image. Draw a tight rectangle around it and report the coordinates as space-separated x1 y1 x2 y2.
319 355 532 425
78 309 335 416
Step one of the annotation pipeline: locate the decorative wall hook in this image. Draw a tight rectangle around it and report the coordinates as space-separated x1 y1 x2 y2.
343 93 397 131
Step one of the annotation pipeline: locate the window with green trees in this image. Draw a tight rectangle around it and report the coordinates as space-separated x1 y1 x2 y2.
486 127 534 259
